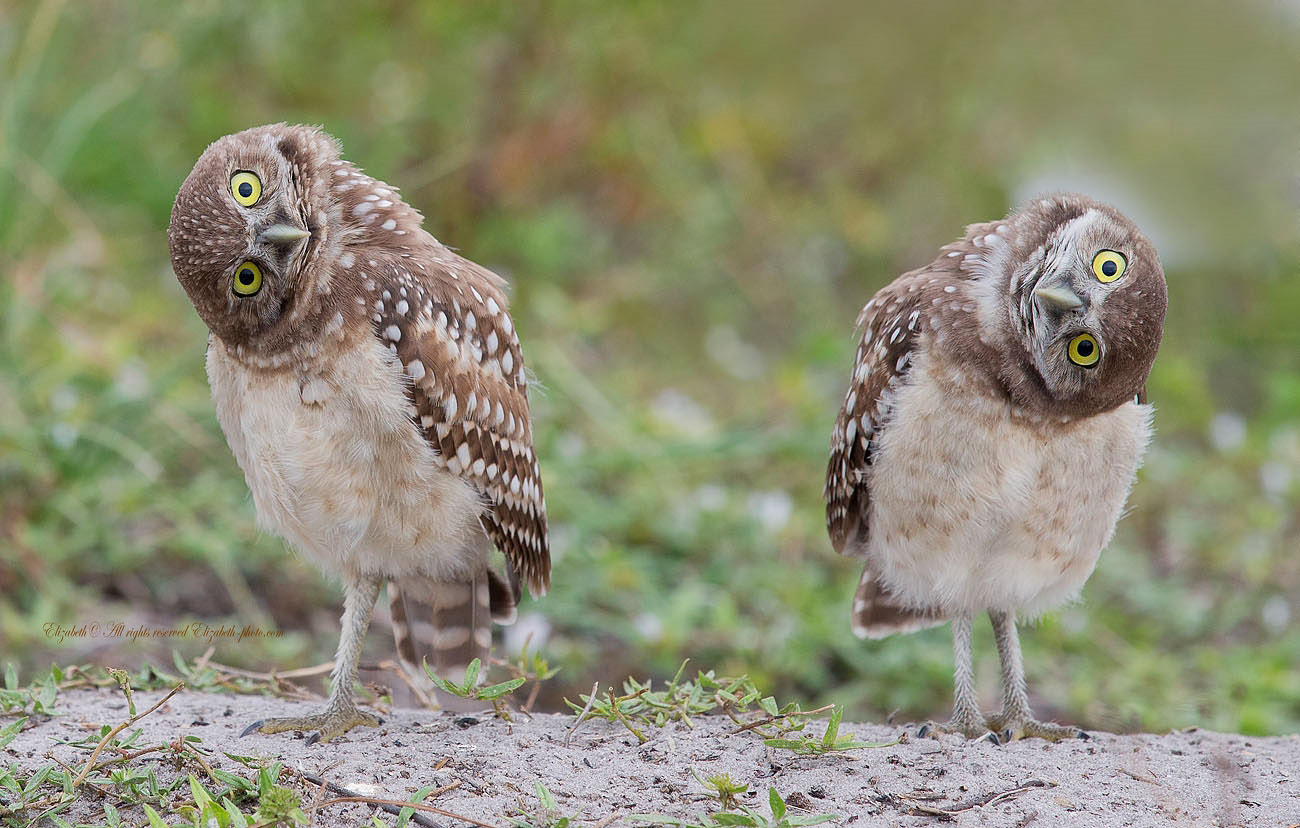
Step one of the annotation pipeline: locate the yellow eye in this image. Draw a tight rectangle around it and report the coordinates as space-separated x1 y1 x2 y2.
1091 249 1126 283
1067 333 1100 367
230 171 262 206
232 261 263 296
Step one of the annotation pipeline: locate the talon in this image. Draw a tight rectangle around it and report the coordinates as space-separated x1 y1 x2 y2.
240 720 265 737
916 724 931 738
1076 729 1091 741
1002 729 1014 744
250 709 380 743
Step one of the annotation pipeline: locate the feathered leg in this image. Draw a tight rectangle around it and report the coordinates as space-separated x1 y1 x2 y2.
245 573 383 743
986 608 1086 742
919 612 990 739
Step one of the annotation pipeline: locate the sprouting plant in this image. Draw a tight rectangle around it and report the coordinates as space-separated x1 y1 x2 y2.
0 663 60 716
763 706 895 755
425 657 526 720
691 768 748 810
508 781 579 828
566 662 835 744
632 786 837 827
493 635 562 712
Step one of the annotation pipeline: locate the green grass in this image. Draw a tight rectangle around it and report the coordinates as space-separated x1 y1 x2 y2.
1 0 1298 736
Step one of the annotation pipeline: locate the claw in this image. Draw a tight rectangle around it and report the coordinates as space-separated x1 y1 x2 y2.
919 718 992 741
249 708 380 743
240 720 265 737
985 716 1084 743
972 730 1001 746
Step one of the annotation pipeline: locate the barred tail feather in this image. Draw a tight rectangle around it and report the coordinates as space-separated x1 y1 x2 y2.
389 571 493 710
487 566 519 625
429 573 492 682
850 565 945 639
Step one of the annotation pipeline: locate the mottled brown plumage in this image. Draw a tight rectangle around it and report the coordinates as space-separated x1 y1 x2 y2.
825 194 1166 741
169 123 549 741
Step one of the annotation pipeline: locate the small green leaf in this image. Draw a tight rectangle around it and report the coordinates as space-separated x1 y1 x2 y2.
822 707 842 745
189 774 213 808
142 804 169 828
397 785 438 828
0 717 27 749
535 780 556 808
423 663 468 697
463 658 481 689
476 677 525 699
4 663 17 691
760 696 779 716
210 767 254 792
223 796 251 828
761 738 805 750
23 763 52 796
785 816 838 826
102 802 122 827
768 786 786 821
35 681 58 714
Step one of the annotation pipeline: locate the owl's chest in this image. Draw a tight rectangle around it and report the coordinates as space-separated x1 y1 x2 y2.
867 351 1152 613
205 336 483 577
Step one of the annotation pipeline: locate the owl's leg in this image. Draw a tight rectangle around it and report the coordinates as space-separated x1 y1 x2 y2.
985 609 1086 742
243 573 383 743
918 612 990 740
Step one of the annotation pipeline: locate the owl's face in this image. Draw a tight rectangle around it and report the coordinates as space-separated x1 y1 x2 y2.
168 124 343 347
995 197 1166 418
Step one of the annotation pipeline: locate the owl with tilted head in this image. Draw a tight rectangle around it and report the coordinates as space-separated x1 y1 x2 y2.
824 194 1166 742
169 123 548 742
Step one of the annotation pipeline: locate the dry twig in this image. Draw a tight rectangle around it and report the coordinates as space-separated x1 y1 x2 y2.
72 682 185 789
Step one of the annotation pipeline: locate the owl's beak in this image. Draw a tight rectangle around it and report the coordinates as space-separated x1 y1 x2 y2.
1033 285 1084 311
258 223 311 245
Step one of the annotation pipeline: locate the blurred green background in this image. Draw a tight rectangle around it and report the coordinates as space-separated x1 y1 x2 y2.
2 0 1298 736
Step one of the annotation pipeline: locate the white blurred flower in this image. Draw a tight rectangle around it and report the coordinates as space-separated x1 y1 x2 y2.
694 484 727 511
114 360 150 400
1259 461 1292 497
556 431 586 460
1209 412 1246 452
1262 597 1291 634
650 389 714 437
704 325 764 380
634 612 664 642
50 386 77 413
746 490 793 534
504 612 552 655
50 423 78 448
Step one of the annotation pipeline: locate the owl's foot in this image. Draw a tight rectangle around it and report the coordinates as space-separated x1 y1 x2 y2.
985 712 1088 743
241 706 381 744
916 716 996 742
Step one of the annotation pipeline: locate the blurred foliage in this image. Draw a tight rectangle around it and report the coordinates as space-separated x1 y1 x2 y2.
1 0 1297 736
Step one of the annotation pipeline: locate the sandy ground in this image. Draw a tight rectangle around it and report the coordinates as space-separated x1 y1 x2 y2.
3 688 1298 827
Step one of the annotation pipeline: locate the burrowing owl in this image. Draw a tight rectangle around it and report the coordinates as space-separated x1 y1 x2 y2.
168 124 548 742
825 194 1166 741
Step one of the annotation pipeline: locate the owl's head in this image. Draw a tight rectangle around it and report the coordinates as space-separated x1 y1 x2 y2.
168 123 346 348
992 195 1167 418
